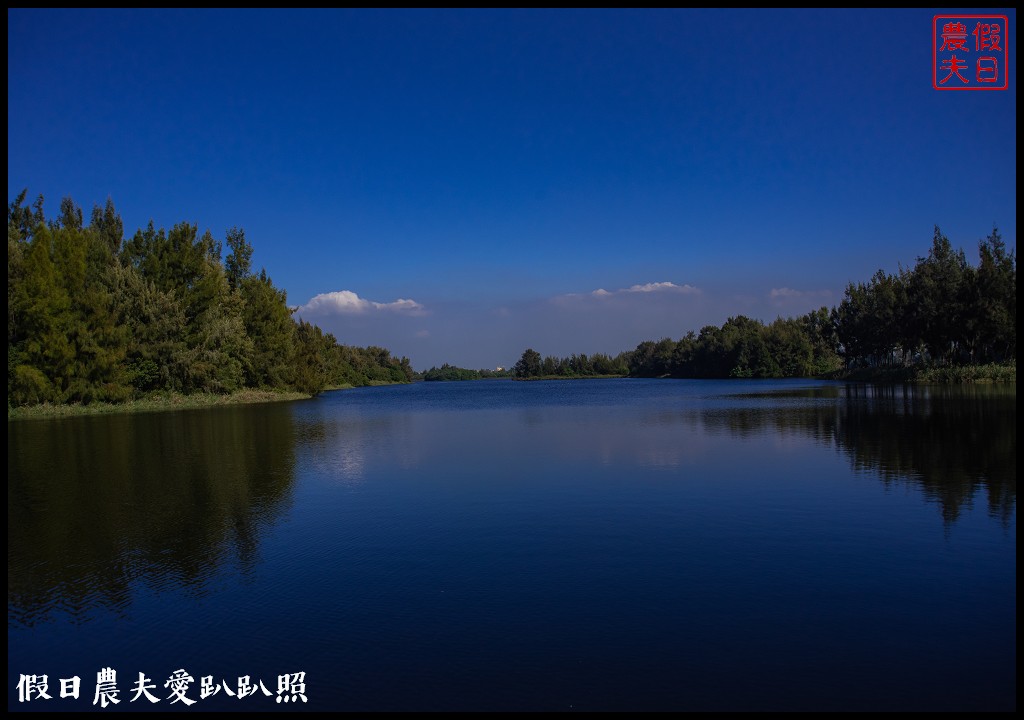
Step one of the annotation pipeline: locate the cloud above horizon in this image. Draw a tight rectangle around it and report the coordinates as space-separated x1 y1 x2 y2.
768 287 832 302
562 281 702 300
297 290 426 316
621 281 701 295
288 281 841 371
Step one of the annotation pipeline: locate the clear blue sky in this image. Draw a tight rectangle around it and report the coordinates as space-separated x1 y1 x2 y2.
8 9 1017 369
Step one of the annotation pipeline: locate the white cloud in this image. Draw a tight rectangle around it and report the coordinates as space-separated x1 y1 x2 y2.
769 287 832 301
624 281 701 295
551 282 705 320
565 281 702 301
415 329 430 338
297 290 426 316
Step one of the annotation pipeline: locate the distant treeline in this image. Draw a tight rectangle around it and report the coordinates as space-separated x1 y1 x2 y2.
514 227 1016 380
420 364 511 381
8 192 414 407
513 310 838 380
511 350 630 379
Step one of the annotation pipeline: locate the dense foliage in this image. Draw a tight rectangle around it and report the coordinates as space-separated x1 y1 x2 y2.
514 227 1016 380
420 364 510 381
8 192 414 406
833 227 1015 368
513 310 839 380
511 350 629 379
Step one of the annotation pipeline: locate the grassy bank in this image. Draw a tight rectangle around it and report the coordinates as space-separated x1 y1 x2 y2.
8 389 312 420
826 362 1016 384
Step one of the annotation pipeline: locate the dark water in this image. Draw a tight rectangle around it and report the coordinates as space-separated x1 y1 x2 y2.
7 380 1016 711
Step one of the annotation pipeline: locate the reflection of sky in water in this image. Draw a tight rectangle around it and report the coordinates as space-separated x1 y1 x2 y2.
291 380 1014 526
8 380 1016 711
298 412 432 484
298 405 714 477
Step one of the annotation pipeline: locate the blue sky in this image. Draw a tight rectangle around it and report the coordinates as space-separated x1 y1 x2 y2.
8 9 1017 369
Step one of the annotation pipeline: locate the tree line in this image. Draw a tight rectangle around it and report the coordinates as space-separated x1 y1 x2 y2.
834 227 1014 368
420 364 511 381
8 192 414 406
514 227 1015 380
511 350 630 379
513 309 839 380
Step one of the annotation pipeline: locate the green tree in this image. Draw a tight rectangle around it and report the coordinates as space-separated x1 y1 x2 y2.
57 196 83 230
180 270 252 394
292 319 333 393
89 197 124 254
8 189 45 245
225 226 253 291
110 262 188 393
907 227 969 363
513 348 542 378
9 191 421 406
800 307 842 374
764 317 812 377
241 270 295 388
10 225 75 401
976 227 1016 361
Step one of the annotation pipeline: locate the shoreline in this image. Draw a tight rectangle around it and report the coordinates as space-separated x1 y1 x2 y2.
9 367 1014 419
7 380 420 421
511 363 1016 384
512 374 626 381
8 389 313 421
823 362 1016 384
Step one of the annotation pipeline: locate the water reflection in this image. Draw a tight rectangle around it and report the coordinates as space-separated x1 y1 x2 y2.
303 381 1015 526
703 384 1016 525
10 383 1013 631
8 405 297 626
295 412 423 484
6 381 1015 711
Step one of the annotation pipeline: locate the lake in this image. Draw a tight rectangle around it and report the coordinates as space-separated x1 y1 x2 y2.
7 379 1016 711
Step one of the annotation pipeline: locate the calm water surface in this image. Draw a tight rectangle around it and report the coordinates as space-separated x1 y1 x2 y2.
7 380 1016 711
